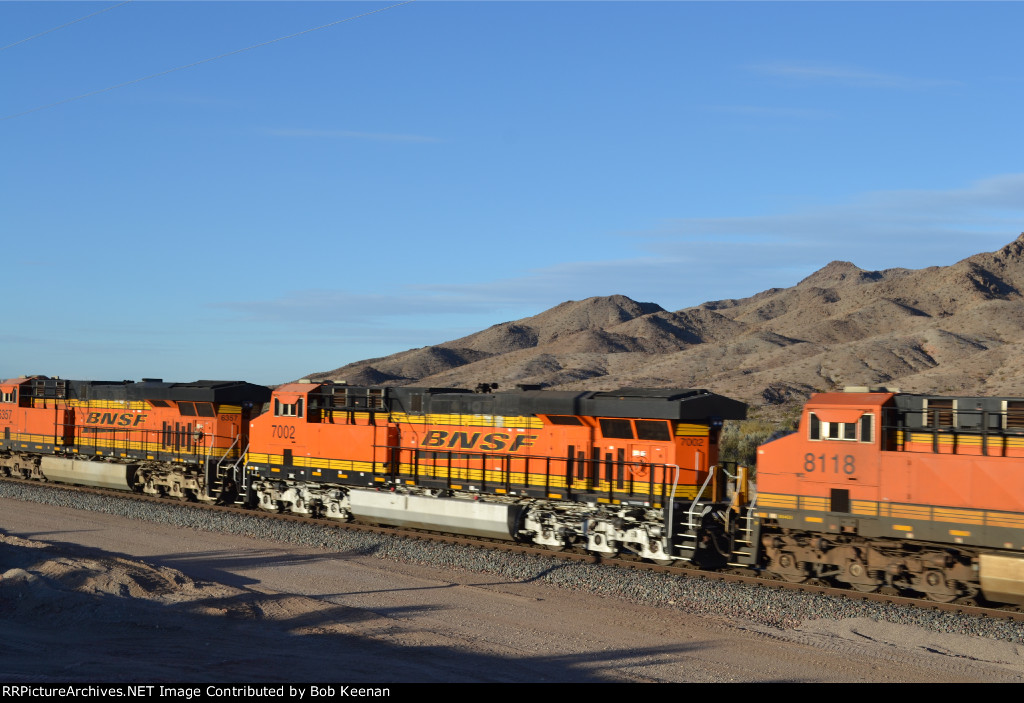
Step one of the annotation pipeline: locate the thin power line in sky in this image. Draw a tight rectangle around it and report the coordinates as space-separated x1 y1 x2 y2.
2 0 416 122
0 1 132 53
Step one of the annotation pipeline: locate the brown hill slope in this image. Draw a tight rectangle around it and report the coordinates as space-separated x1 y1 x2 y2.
308 234 1024 406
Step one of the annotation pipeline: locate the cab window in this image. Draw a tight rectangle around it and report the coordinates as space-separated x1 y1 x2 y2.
809 411 874 442
635 420 670 441
274 398 304 418
599 419 633 439
859 414 874 443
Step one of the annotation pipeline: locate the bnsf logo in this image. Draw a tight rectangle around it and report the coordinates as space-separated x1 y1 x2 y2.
420 431 536 452
85 412 148 427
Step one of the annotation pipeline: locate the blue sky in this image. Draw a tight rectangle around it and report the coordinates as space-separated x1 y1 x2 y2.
3 1 1023 385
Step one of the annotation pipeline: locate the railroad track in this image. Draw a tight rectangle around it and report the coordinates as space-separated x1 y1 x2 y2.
3 475 1023 623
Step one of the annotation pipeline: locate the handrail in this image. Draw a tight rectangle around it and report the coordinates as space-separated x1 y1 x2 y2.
216 434 241 475
687 456 714 531
665 463 679 546
236 442 251 494
740 494 759 538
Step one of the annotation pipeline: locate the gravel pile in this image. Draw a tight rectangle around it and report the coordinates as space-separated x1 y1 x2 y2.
3 480 1024 644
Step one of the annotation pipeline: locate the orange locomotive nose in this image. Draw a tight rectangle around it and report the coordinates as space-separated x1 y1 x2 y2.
754 387 1024 604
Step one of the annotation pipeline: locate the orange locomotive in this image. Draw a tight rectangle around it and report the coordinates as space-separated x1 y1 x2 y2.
752 388 1024 604
0 375 269 499
10 372 1024 603
246 382 746 563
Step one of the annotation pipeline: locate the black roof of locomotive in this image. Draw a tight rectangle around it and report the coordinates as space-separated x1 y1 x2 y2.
346 385 747 421
892 393 1024 431
26 377 271 404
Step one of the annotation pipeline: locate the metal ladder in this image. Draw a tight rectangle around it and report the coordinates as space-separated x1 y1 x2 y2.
669 465 716 562
727 497 759 566
211 437 247 503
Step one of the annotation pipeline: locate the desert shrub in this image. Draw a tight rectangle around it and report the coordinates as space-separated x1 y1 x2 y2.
719 409 800 472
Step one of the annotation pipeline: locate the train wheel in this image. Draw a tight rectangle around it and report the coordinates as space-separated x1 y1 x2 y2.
538 532 565 551
770 553 808 583
589 534 619 558
921 571 958 602
845 561 880 593
648 539 673 566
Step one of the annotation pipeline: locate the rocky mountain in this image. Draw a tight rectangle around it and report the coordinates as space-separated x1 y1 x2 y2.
307 235 1024 407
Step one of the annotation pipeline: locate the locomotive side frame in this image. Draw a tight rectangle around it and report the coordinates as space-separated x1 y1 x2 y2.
0 375 270 501
245 382 748 564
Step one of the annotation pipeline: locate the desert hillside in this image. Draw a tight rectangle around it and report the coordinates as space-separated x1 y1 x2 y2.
308 234 1024 408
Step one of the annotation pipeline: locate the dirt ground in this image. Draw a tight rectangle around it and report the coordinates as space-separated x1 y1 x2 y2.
1 498 1023 683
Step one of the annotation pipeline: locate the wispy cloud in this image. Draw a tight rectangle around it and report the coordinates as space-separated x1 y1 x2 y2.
749 61 961 90
212 175 1024 327
262 128 441 143
636 174 1024 291
660 174 1024 241
397 174 1024 309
